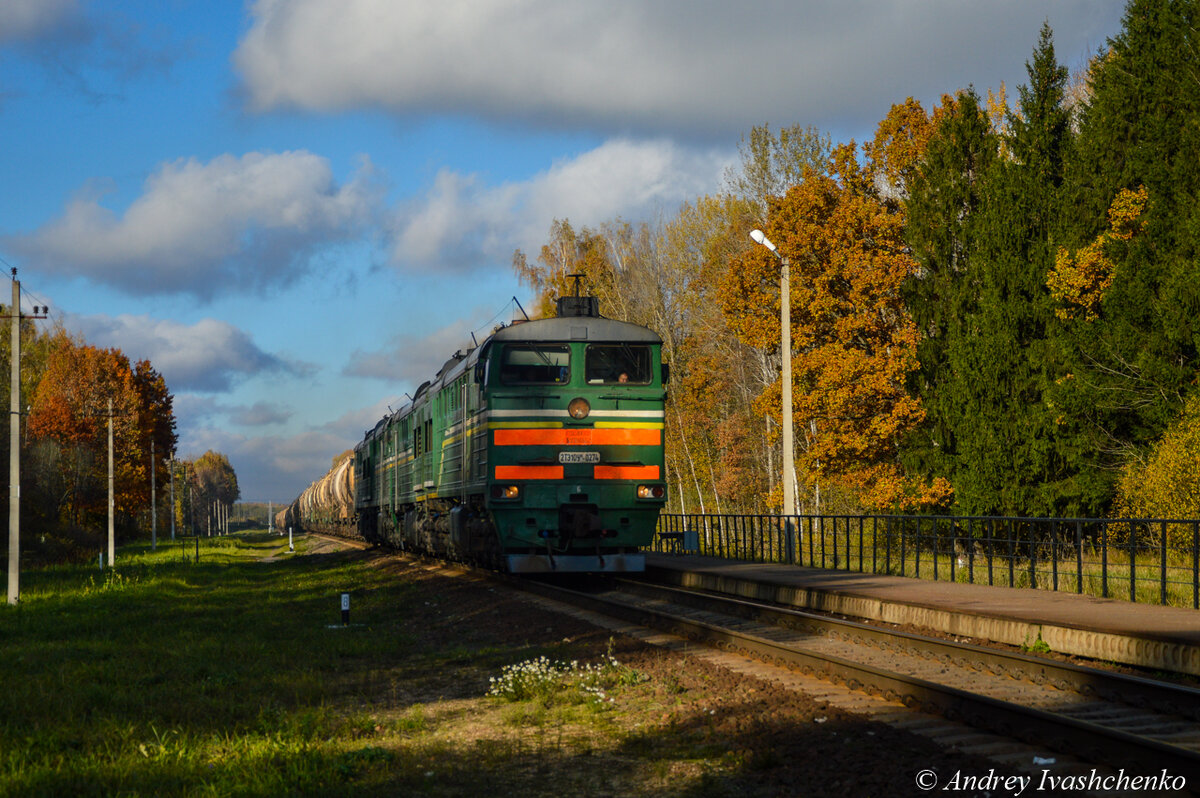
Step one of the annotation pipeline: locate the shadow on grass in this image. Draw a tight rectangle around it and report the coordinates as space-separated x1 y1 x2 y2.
8 710 917 798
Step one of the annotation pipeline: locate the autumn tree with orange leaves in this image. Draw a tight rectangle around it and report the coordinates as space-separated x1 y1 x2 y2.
26 332 177 541
721 122 951 512
512 219 616 320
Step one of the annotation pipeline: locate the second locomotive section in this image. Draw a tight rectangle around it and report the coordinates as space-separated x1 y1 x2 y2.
354 295 667 572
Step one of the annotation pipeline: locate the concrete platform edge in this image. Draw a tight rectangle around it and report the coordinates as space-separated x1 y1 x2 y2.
646 564 1200 677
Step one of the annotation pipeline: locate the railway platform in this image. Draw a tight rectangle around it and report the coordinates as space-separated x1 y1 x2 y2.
644 553 1200 677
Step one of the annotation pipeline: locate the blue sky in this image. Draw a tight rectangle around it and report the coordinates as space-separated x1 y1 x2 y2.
0 0 1127 503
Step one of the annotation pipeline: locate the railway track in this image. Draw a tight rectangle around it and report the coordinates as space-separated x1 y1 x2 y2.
514 574 1200 787
305 534 1200 788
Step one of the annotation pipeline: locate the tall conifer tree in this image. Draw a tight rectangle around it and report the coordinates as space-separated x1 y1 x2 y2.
901 91 998 498
1055 0 1200 510
945 23 1072 515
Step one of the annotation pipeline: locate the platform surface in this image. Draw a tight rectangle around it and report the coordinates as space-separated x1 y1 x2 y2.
644 553 1200 674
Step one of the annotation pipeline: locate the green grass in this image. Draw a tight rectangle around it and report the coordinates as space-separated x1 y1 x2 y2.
0 532 434 797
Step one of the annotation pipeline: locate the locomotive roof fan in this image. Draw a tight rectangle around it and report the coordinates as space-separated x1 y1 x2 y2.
556 273 600 318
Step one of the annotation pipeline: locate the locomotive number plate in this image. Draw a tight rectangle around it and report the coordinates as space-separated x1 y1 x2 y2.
558 451 601 464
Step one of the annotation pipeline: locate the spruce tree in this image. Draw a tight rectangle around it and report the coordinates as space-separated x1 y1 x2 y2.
944 23 1073 516
1055 0 1200 511
901 89 997 491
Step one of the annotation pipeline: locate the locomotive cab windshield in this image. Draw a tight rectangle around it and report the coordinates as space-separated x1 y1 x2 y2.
586 344 652 384
500 345 570 384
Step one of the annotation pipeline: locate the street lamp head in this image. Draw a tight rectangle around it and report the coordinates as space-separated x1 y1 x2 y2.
749 229 777 253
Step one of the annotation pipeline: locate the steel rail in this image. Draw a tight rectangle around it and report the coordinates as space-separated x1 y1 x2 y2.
514 576 1200 783
613 578 1200 721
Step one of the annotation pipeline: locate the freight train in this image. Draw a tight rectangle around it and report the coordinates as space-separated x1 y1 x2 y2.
278 288 668 572
275 450 356 538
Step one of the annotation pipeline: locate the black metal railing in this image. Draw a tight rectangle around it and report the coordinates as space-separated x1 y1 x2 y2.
652 513 1200 608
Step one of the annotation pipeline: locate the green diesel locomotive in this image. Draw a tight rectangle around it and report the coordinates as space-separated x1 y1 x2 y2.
353 292 668 572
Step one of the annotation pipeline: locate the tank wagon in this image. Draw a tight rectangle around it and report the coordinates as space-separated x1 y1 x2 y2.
273 502 294 534
277 450 356 536
354 291 668 572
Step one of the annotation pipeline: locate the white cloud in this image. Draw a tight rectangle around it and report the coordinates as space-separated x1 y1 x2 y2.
235 0 1125 139
6 151 379 299
392 138 731 270
66 313 308 392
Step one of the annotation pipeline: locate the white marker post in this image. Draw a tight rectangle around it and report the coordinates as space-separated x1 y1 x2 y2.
288 526 294 553
340 592 350 626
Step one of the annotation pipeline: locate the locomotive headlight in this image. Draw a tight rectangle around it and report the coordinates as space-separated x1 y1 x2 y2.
567 397 590 420
491 484 521 500
637 484 666 500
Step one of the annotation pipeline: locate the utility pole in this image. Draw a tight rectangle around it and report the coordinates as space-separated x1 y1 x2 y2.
7 269 47 605
151 438 157 551
169 454 176 541
8 273 18 602
186 462 193 537
107 397 114 569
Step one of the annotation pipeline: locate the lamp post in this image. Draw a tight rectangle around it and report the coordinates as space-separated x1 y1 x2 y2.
750 230 797 527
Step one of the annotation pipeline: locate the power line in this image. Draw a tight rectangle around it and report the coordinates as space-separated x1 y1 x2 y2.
19 284 56 325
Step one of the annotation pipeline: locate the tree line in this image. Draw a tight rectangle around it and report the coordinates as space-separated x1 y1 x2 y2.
0 320 240 562
515 0 1200 521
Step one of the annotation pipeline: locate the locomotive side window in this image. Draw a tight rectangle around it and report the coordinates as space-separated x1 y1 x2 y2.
585 345 651 384
499 345 570 384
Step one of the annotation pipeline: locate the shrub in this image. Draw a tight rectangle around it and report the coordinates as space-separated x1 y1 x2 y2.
1115 392 1200 542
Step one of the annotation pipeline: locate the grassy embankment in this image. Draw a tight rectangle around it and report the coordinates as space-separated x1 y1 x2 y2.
2 532 843 797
